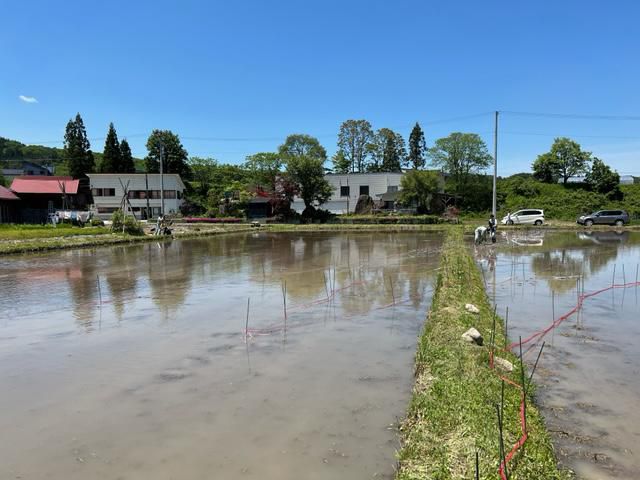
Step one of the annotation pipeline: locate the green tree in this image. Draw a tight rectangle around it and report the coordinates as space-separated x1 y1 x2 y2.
63 113 95 178
331 150 350 174
188 157 219 196
336 119 374 172
399 170 440 213
368 128 406 172
278 134 327 162
0 173 6 187
145 130 190 178
428 132 492 195
408 122 427 169
119 138 136 173
586 157 620 194
244 152 282 190
535 137 591 185
532 153 560 183
286 155 333 214
99 123 121 173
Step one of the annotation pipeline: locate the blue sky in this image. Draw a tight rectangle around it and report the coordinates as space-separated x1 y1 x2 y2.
2 0 640 175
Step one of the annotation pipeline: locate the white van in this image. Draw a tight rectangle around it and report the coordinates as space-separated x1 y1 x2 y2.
502 209 545 225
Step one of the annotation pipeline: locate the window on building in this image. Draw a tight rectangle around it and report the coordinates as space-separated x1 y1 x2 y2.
91 188 103 197
164 190 176 199
177 191 182 199
103 188 116 197
359 185 369 196
388 185 398 193
340 186 350 197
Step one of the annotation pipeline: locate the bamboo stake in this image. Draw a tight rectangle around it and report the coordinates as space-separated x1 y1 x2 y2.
282 281 287 332
623 264 626 285
612 264 617 287
504 306 509 349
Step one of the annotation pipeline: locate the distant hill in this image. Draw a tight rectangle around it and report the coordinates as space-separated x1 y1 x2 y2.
0 137 145 174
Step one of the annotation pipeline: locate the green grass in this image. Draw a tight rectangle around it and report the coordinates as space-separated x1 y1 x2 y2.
396 228 570 480
0 224 109 240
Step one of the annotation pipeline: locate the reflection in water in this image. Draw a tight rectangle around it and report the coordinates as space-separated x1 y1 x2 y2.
480 230 640 479
0 231 443 480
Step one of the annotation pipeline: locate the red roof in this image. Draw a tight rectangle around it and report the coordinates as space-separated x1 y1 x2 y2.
0 185 19 201
10 176 79 195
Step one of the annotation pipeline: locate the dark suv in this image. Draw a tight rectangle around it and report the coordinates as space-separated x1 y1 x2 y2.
577 210 630 227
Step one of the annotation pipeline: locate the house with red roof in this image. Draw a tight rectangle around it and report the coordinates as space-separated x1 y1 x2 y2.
0 185 20 223
9 176 90 223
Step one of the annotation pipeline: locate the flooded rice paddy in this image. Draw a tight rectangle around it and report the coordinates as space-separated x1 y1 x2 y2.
476 230 640 479
0 231 442 480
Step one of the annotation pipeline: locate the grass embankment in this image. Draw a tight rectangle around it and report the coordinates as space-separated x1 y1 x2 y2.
0 224 109 240
0 224 253 255
396 228 569 480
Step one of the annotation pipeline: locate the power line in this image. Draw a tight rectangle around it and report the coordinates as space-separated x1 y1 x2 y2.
501 110 640 121
501 130 640 140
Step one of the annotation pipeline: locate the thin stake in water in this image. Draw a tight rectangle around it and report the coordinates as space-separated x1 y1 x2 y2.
96 275 102 307
519 335 527 435
612 264 617 287
388 276 396 305
623 264 626 285
282 281 288 331
245 297 250 338
527 341 546 392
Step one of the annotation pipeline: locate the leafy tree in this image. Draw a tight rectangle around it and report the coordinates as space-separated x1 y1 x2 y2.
286 155 333 215
119 139 136 173
188 157 219 196
586 157 620 194
534 137 591 185
336 119 374 172
399 170 440 213
244 152 282 190
532 153 560 183
99 123 121 173
408 122 427 169
331 150 351 174
428 132 492 195
368 128 406 172
0 173 6 187
145 130 190 178
63 113 95 178
278 134 327 162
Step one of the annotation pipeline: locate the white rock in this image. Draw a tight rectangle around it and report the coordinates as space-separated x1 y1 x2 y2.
462 327 483 346
494 357 514 372
465 303 480 314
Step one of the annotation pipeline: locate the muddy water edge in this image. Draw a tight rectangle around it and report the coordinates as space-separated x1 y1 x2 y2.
476 229 640 479
0 231 443 480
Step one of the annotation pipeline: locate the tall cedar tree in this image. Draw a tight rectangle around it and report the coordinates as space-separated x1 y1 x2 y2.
368 128 406 172
99 123 121 173
408 122 427 170
119 139 136 173
145 130 191 178
64 113 95 178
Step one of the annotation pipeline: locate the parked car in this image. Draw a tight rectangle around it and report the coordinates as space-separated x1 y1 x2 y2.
501 209 545 226
577 210 630 227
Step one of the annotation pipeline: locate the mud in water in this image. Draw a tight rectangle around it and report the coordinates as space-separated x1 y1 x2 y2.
475 229 640 479
0 231 442 480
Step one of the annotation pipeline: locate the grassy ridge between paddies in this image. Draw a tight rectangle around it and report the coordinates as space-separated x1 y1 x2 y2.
0 224 110 240
396 228 570 480
0 224 254 255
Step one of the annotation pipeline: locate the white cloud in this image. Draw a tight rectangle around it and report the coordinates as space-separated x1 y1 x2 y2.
19 95 38 103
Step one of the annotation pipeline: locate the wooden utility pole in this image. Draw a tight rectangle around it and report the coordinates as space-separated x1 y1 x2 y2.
492 111 499 218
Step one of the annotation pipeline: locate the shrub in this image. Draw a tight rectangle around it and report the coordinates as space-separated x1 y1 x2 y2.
90 218 105 227
110 209 143 235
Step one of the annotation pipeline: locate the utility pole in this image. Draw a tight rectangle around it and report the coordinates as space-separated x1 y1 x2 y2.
492 111 499 218
159 144 165 216
145 172 151 219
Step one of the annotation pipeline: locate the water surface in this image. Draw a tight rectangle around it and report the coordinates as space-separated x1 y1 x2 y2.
0 231 442 480
476 230 640 479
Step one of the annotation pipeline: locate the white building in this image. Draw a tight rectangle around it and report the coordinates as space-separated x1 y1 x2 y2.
87 173 185 219
292 172 404 214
